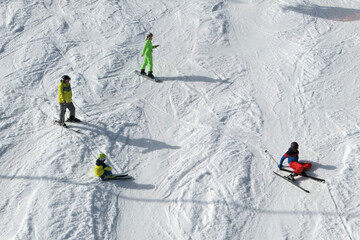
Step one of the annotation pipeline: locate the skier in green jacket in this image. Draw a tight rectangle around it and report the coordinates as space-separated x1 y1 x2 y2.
140 33 159 79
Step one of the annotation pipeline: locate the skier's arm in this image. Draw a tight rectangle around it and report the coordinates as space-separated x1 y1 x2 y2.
152 45 159 48
58 84 65 103
278 155 286 168
101 162 112 171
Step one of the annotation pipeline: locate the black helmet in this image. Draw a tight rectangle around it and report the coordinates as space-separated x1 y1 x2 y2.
146 33 153 39
290 142 299 149
61 75 71 81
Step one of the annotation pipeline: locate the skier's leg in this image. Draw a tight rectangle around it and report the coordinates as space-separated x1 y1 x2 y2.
103 170 114 179
141 57 148 70
148 55 153 72
59 103 66 124
100 172 106 180
302 162 312 171
68 102 76 119
289 161 304 175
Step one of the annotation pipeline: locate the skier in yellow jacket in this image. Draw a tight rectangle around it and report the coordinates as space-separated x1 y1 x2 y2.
140 33 159 79
58 75 80 128
94 153 115 180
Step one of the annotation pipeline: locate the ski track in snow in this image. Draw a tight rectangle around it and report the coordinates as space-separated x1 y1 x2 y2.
1 0 360 239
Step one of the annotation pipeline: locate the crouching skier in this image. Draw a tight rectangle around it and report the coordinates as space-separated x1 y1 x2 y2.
94 153 115 180
278 142 312 182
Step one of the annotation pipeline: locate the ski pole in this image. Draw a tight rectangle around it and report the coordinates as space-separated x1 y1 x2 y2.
72 100 90 118
265 150 278 166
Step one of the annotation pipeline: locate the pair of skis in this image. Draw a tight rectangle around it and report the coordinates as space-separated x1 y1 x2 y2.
273 169 325 193
103 172 132 181
54 120 80 133
279 168 325 183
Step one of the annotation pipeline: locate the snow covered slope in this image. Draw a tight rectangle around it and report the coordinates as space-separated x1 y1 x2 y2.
1 0 359 239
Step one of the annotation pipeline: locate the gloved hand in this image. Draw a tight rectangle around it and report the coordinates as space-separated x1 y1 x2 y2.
278 164 282 169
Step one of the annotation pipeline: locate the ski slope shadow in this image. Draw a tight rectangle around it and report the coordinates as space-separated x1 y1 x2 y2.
74 122 181 153
108 179 155 190
0 175 154 190
282 4 360 22
301 160 337 172
115 195 343 217
0 175 93 186
157 75 228 83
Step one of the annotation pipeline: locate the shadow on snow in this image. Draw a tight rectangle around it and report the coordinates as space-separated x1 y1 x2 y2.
283 4 360 22
111 194 343 217
73 122 181 154
157 75 229 83
0 174 155 190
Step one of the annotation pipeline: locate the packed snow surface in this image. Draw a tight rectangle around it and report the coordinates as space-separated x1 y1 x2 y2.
1 0 360 239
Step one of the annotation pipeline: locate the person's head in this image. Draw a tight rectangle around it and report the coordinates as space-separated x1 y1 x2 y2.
61 75 71 84
146 33 153 40
290 142 299 150
97 153 107 162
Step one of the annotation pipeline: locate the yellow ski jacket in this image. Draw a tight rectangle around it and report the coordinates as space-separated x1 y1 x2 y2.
94 161 112 177
58 81 72 103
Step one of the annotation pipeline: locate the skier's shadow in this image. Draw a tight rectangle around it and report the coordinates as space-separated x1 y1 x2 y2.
73 121 180 153
294 160 335 183
108 179 155 190
157 75 229 83
282 4 360 21
301 160 336 172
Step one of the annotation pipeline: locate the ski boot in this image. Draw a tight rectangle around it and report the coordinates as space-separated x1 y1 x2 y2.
286 172 297 182
56 121 68 128
140 69 146 75
300 170 308 177
104 175 116 180
66 116 81 122
148 71 155 79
